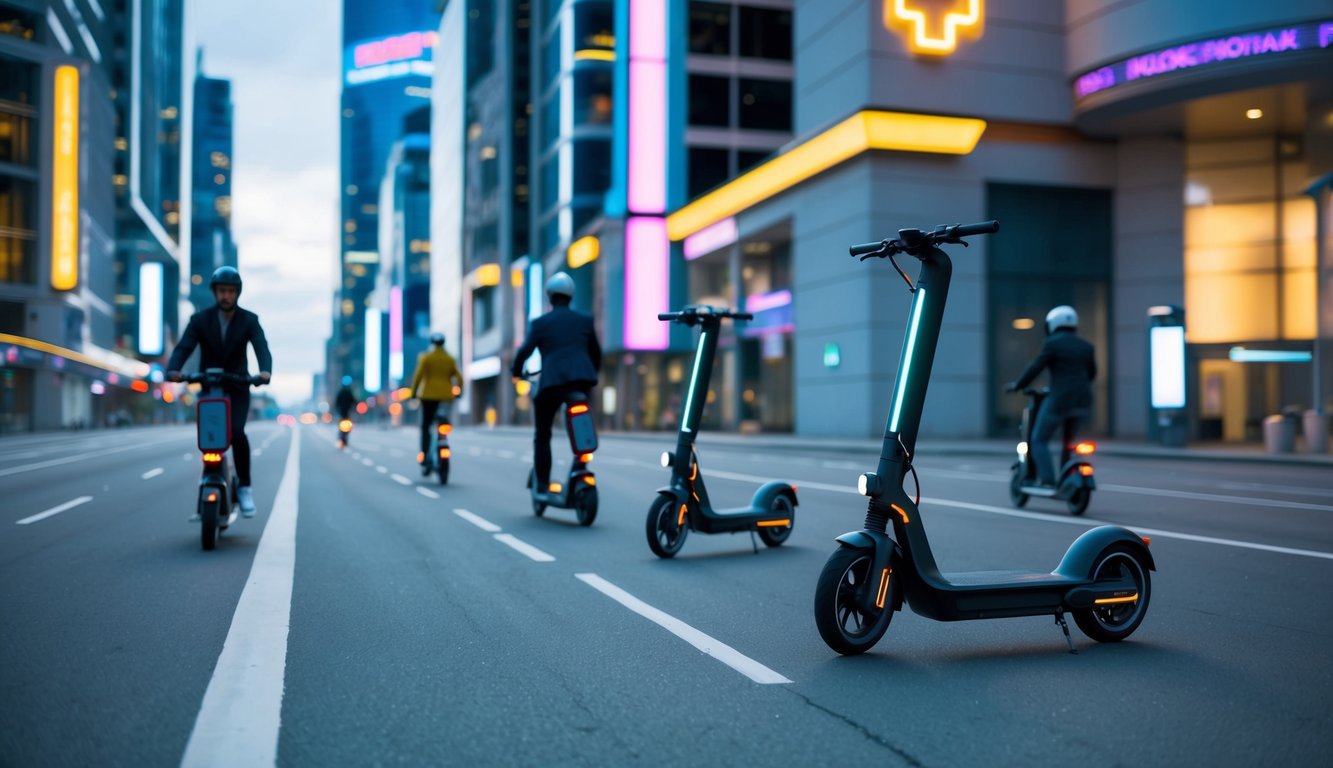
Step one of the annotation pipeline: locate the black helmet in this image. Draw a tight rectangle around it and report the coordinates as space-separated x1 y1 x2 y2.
430 332 445 346
210 266 242 295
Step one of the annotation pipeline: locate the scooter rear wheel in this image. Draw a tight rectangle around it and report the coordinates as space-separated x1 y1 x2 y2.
814 546 897 655
438 458 450 486
574 487 598 527
1008 463 1029 508
646 495 687 558
1072 546 1151 642
1066 487 1090 516
756 494 794 547
200 499 219 551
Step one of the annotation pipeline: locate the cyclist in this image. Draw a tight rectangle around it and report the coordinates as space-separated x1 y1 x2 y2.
1006 305 1096 488
335 375 357 421
167 266 272 517
410 333 463 473
510 272 602 502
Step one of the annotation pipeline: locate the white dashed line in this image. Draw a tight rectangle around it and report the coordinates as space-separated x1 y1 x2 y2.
494 533 555 562
141 467 164 480
453 508 501 532
416 487 440 499
16 496 94 525
390 473 413 486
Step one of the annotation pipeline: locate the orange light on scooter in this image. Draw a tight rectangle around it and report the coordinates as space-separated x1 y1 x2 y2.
416 452 425 463
205 492 218 502
339 419 353 432
1075 442 1096 456
875 568 892 609
757 519 790 527
549 483 563 493
439 448 451 459
578 453 594 463
1141 536 1151 547
437 423 452 435
583 476 596 486
678 503 688 526
568 403 589 415
1079 465 1094 477
202 452 223 463
890 503 911 524
1094 593 1139 605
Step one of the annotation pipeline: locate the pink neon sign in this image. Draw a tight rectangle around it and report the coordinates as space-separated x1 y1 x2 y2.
627 0 666 214
353 31 439 69
624 217 669 350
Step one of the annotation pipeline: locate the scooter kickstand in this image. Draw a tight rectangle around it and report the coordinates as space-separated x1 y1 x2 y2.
748 528 759 554
1055 612 1078 655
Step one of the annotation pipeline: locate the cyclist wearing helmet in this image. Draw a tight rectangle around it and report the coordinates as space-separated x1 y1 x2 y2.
1006 305 1096 487
335 375 357 420
167 266 272 517
510 272 602 501
410 333 463 472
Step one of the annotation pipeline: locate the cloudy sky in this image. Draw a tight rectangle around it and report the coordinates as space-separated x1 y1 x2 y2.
190 1 342 406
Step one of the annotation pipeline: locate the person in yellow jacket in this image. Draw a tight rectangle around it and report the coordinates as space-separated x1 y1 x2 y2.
411 333 463 470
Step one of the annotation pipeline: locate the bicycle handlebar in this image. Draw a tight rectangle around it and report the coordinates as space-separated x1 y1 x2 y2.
850 220 1000 259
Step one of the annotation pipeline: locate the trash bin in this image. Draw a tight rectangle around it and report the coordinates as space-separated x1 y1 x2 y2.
1304 410 1329 454
1263 414 1295 453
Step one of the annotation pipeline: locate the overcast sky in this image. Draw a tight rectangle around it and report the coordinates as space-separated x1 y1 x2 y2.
190 1 343 406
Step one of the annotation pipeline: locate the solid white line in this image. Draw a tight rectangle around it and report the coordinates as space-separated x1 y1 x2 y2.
576 573 791 685
390 473 412 486
494 533 555 562
16 496 93 525
0 435 186 478
453 508 501 532
416 487 440 499
181 428 301 768
141 467 164 480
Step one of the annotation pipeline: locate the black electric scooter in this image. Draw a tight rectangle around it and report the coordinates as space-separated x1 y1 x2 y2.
647 305 798 558
423 416 451 485
813 221 1154 655
186 369 263 551
1009 387 1096 515
523 373 599 526
337 416 353 448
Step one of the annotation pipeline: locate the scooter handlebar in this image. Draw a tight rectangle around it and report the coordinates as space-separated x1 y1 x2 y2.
183 370 265 386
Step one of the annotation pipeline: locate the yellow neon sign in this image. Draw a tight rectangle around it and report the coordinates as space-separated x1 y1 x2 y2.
51 65 80 291
471 263 501 287
666 110 986 241
566 235 600 269
886 0 985 56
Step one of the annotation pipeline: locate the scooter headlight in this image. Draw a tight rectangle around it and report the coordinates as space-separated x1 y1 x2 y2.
1016 441 1028 458
857 472 880 497
660 451 673 468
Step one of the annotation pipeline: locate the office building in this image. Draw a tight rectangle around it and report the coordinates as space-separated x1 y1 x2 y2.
188 51 235 313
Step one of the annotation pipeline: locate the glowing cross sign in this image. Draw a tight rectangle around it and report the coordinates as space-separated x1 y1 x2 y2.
886 0 985 55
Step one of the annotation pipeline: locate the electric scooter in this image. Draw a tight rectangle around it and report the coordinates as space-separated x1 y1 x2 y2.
1009 387 1096 515
421 416 451 485
186 369 264 551
337 416 353 448
646 305 798 558
813 221 1154 655
523 373 599 526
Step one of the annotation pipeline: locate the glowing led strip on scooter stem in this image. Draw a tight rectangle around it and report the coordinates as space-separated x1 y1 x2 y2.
889 288 926 433
680 331 708 432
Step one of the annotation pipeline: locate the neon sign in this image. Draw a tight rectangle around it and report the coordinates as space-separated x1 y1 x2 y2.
51 66 79 291
1076 19 1333 100
344 30 437 86
885 0 984 56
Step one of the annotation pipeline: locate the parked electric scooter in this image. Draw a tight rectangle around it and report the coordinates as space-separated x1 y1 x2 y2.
647 305 798 558
1009 387 1096 515
186 368 264 551
813 221 1154 655
522 372 599 526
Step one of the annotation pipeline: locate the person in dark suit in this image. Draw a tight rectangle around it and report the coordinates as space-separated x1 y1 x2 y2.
166 266 273 517
1007 305 1096 487
511 272 602 500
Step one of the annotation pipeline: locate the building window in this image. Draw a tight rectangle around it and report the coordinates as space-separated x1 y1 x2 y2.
688 74 729 127
689 1 731 55
739 7 792 61
573 139 611 195
573 1 614 50
738 77 791 131
687 146 729 199
573 68 613 125
737 149 769 174
0 175 36 284
0 8 37 42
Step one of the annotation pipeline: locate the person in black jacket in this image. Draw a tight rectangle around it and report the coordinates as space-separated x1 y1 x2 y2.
1006 305 1096 488
510 272 602 500
335 376 357 420
166 266 273 517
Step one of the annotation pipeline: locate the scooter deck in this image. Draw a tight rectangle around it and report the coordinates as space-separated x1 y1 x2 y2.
941 569 1077 587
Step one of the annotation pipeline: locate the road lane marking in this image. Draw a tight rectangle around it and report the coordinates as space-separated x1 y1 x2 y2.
390 473 412 486
361 458 374 467
576 573 791 685
453 508 501 532
494 533 555 561
181 428 301 767
377 466 388 474
0 435 187 478
16 496 93 525
141 467 164 480
416 487 440 499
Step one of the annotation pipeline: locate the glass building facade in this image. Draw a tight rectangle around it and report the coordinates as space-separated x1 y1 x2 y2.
188 54 235 312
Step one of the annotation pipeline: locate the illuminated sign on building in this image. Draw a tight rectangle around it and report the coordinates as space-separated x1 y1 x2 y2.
51 65 80 291
624 0 670 351
344 30 437 86
137 262 164 356
885 0 984 56
1076 19 1333 101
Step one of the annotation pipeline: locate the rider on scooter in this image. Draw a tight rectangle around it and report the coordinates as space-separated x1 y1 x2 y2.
1006 305 1096 488
510 272 602 503
410 333 463 473
166 266 272 517
335 376 357 421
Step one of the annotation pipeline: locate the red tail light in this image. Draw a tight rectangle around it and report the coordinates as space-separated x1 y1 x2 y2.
578 453 593 463
203 452 223 464
569 403 589 415
1074 442 1096 456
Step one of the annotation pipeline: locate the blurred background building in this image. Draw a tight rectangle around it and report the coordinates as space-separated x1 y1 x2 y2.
188 50 235 313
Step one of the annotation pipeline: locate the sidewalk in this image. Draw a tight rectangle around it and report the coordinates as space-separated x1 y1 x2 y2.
480 424 1333 468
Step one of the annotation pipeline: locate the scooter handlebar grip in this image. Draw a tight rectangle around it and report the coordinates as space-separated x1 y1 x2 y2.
953 220 999 237
849 241 885 257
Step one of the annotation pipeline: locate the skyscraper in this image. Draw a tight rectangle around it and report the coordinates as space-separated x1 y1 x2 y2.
335 0 438 393
189 51 236 313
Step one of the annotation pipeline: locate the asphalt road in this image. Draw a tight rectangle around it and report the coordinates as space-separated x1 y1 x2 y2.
2 422 1331 767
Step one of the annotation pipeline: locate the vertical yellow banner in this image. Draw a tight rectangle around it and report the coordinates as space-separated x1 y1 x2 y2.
51 65 80 291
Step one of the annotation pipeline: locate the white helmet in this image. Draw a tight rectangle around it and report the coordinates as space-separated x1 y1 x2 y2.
1045 305 1078 334
545 272 575 299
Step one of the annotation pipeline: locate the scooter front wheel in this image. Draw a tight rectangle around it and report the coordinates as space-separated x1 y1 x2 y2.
646 495 688 558
1072 545 1151 642
1008 463 1029 508
814 546 897 655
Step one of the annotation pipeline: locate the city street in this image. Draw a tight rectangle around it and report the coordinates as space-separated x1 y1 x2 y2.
2 423 1331 766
